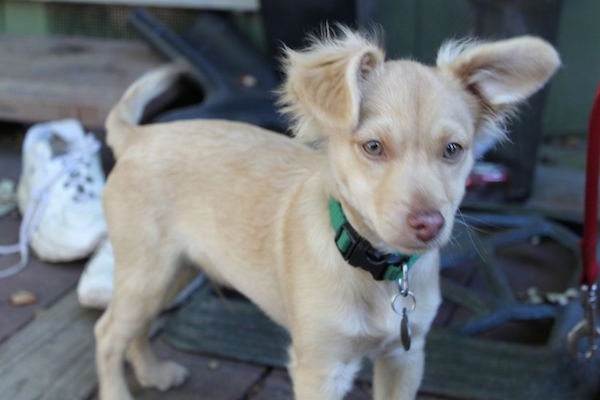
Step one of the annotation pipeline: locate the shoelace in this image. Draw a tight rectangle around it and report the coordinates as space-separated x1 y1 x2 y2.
0 134 101 279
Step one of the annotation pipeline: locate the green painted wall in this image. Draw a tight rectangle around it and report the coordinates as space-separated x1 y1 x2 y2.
372 0 598 137
371 0 471 62
2 1 47 35
544 0 600 136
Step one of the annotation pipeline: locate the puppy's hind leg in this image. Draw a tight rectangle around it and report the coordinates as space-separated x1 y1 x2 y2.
125 264 197 390
95 306 134 400
95 246 188 400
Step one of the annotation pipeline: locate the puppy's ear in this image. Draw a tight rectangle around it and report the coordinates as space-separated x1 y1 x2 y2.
437 36 560 155
279 29 384 143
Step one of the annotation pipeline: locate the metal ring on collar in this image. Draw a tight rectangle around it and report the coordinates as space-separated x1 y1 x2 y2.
391 290 417 315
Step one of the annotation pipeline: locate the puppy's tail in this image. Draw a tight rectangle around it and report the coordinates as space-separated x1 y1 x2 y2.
106 63 185 158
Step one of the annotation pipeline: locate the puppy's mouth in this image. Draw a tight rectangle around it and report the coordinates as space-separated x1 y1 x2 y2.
387 240 443 256
395 234 450 253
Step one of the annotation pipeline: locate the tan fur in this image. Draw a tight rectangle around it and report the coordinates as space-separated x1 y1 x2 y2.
95 30 559 400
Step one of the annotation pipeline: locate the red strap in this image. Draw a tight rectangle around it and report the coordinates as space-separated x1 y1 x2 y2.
581 84 600 285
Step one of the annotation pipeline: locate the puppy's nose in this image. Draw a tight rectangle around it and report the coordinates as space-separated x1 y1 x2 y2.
407 210 445 242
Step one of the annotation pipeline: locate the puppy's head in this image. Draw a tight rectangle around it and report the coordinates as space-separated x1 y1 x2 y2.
280 29 560 254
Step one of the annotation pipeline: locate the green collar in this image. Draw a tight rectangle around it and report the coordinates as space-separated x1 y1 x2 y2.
329 198 420 281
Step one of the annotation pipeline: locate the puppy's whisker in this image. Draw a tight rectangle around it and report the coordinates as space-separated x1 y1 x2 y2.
454 209 488 261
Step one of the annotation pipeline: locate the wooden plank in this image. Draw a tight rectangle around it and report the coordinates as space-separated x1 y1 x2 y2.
0 35 163 128
0 285 268 400
0 214 84 344
26 0 259 12
0 286 268 400
0 291 102 400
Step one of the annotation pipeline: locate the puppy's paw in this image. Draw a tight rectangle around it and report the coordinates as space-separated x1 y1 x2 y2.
137 360 189 391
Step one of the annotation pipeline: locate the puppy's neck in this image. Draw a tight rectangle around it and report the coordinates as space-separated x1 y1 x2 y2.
335 197 384 251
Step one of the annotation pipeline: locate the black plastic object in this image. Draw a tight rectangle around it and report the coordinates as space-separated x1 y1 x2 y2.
467 0 563 201
127 9 286 132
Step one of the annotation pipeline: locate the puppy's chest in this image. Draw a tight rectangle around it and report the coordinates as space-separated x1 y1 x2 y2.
336 288 422 340
330 280 439 355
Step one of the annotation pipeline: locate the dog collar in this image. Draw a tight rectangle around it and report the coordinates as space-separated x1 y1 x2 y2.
329 198 420 281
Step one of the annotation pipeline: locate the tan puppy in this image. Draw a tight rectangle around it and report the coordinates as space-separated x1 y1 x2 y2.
95 30 559 400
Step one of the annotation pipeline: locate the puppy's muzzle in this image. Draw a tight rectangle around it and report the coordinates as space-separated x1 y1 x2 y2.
407 210 445 242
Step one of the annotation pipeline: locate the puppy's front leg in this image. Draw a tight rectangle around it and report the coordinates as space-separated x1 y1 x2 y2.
372 347 424 400
288 345 361 400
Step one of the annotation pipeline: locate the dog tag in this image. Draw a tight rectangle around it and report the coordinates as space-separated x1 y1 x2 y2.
400 307 411 351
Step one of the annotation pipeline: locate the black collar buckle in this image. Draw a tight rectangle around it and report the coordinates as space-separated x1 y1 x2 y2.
335 222 404 281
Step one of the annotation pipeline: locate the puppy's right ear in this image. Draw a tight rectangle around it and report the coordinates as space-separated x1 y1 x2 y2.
279 30 384 143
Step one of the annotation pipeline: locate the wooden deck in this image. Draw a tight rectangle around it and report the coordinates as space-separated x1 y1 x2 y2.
0 34 163 129
0 287 411 400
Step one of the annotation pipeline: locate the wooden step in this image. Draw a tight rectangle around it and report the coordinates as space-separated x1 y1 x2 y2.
0 34 163 128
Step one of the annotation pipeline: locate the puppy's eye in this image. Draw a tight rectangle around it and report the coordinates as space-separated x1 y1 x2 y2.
362 140 384 157
443 142 464 160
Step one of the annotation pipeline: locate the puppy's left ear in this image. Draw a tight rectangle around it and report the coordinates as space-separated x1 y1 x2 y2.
437 36 560 154
280 30 384 142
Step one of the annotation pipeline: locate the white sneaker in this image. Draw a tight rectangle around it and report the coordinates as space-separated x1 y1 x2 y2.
77 238 113 309
0 119 106 278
